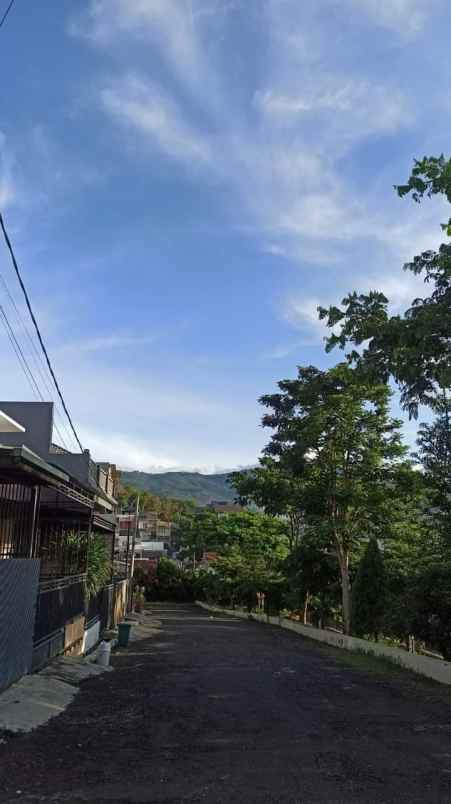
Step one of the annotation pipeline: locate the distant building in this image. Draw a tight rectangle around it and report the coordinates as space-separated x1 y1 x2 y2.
134 541 166 559
117 511 172 551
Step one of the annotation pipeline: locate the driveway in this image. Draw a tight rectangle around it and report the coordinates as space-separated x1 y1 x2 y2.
1 603 451 802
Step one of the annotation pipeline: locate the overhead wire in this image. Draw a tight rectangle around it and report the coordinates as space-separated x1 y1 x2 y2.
0 212 84 452
0 297 71 448
0 0 16 29
0 1 107 486
0 302 42 400
0 267 74 450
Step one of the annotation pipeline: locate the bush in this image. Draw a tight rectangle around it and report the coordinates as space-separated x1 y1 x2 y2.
134 558 196 602
86 533 112 598
411 564 451 660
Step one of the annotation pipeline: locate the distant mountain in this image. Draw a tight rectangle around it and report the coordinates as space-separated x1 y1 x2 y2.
120 470 236 505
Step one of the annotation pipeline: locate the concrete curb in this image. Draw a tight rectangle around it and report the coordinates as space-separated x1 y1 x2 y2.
196 601 451 687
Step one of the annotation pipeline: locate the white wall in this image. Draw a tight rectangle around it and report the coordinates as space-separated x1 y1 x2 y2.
196 602 451 686
82 620 100 655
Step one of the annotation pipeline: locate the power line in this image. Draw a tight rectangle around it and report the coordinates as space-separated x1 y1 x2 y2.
0 0 16 29
0 303 42 400
0 301 71 449
0 212 84 452
0 267 75 450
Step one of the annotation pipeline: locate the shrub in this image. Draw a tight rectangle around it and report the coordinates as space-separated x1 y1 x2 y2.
351 538 385 640
411 564 451 660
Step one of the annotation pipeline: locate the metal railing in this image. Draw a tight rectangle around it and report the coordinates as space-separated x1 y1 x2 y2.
0 482 39 559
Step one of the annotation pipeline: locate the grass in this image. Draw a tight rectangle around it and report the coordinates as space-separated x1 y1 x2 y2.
305 635 451 702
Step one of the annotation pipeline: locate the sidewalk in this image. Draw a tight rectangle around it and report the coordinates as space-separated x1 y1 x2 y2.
0 611 157 735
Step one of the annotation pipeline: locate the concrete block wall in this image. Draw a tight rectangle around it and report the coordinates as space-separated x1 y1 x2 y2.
196 602 451 686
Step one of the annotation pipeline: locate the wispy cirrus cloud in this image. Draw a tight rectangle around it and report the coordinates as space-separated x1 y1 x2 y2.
73 0 436 274
346 0 442 36
55 332 159 357
100 74 213 166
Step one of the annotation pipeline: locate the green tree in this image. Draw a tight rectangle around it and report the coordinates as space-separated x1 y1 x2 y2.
351 538 385 640
283 531 339 624
411 564 451 660
231 458 305 551
319 156 451 417
259 362 406 634
414 394 451 550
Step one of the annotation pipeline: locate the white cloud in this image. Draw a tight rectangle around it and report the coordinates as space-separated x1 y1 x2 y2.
347 0 440 37
76 0 425 276
79 426 181 471
55 333 158 357
255 80 412 138
0 132 16 207
71 0 231 111
282 297 329 344
100 74 212 166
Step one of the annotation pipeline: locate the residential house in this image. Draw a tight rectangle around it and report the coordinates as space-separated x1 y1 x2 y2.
0 401 129 688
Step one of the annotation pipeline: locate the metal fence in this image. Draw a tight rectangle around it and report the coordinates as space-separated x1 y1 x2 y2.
33 575 86 643
38 519 89 578
86 583 113 631
0 483 39 559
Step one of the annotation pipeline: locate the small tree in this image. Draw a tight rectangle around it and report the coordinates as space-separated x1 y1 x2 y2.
351 538 385 640
411 564 451 660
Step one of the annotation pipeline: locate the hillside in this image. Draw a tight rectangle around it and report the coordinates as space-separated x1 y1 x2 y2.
120 470 235 505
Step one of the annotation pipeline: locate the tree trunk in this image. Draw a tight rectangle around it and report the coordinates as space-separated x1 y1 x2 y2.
303 591 310 625
339 561 352 635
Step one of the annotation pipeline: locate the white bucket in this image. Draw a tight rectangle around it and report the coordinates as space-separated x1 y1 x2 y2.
97 640 112 667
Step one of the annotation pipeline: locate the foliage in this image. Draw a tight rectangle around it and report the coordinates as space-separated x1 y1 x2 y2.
414 394 451 549
411 565 451 661
86 533 112 599
174 508 289 564
117 484 190 521
351 538 385 640
258 361 406 634
318 156 451 417
231 458 305 550
135 557 196 602
173 508 289 612
282 531 339 625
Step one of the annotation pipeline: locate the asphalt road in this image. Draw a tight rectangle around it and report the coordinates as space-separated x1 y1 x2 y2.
2 603 451 803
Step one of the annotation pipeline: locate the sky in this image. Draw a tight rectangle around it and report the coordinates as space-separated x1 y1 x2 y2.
0 0 450 473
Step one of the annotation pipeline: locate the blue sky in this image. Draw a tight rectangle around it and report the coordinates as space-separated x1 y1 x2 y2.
0 0 450 472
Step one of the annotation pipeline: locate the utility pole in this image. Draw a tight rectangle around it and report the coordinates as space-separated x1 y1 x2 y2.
128 494 140 612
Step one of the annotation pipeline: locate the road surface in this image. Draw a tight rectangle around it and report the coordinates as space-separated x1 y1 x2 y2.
1 603 451 802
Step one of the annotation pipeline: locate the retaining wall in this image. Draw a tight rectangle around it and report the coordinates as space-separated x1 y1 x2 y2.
196 601 451 686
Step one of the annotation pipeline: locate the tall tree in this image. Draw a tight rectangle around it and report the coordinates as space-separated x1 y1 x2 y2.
319 156 451 417
259 363 406 634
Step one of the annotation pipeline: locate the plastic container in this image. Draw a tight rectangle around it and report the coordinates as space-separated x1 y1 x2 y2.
118 622 132 648
97 640 112 667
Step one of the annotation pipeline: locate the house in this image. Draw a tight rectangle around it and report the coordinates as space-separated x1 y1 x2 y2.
117 511 173 551
0 401 129 689
134 540 167 559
